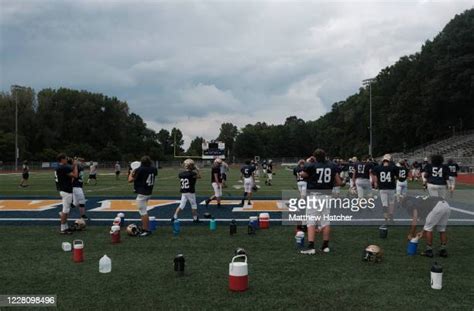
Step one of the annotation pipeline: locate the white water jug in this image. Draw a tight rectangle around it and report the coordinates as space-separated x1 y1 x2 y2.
99 255 112 273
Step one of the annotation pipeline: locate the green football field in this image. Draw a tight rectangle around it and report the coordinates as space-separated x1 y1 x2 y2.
1 167 473 309
2 166 473 197
0 226 473 310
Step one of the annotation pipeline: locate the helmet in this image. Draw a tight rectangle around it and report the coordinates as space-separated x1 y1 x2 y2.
234 247 247 256
183 159 195 170
71 218 86 231
363 245 384 263
126 224 140 236
382 154 391 162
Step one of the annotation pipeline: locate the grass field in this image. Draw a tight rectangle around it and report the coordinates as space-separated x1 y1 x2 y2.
1 167 473 310
2 166 473 197
1 225 473 310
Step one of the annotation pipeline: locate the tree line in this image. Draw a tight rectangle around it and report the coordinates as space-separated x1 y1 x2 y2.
1 9 472 162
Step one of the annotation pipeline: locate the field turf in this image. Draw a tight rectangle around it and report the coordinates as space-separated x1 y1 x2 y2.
0 225 473 310
2 166 473 197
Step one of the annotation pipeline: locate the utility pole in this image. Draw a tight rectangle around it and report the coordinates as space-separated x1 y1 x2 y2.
362 78 375 157
11 85 25 172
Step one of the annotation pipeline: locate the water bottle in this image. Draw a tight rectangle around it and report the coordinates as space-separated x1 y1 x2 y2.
210 218 217 231
295 231 305 248
247 223 256 235
99 255 112 273
406 237 419 256
431 262 443 290
379 225 388 239
174 254 185 276
173 219 180 236
230 219 237 236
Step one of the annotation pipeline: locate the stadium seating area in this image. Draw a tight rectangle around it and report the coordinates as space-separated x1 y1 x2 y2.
391 131 474 168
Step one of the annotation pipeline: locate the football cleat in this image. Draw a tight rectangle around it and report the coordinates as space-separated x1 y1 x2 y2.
138 230 152 237
438 249 448 258
300 248 318 255
421 249 434 258
322 247 330 253
60 228 73 235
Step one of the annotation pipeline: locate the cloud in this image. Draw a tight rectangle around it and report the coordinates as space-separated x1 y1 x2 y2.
1 0 472 146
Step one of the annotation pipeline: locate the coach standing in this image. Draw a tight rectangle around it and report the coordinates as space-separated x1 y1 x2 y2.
56 154 78 234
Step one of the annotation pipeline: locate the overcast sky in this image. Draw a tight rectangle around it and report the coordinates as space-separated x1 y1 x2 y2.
1 0 472 147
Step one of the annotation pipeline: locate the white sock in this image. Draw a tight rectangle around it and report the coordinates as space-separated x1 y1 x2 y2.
193 215 197 220
174 213 178 219
61 224 67 231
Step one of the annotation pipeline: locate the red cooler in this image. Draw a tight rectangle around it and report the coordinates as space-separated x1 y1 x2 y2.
110 225 121 244
229 255 248 292
259 213 270 229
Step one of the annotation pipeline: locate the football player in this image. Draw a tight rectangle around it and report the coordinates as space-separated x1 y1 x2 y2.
372 154 399 224
221 161 229 188
128 156 158 237
403 196 450 258
240 160 256 206
87 161 98 185
172 159 201 222
352 156 374 198
72 157 88 220
265 160 273 186
348 157 356 192
446 159 460 197
293 159 307 197
332 160 343 196
115 161 121 180
420 157 429 185
300 149 342 255
55 154 78 234
396 159 410 201
423 154 449 199
205 158 223 208
19 160 29 188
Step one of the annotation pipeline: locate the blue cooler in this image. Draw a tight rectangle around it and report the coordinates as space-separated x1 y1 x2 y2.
149 216 158 231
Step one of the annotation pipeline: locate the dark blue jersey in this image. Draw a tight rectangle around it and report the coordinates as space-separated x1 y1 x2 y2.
348 163 355 178
354 162 373 179
397 167 409 182
211 166 222 183
72 165 84 188
304 161 337 190
133 166 158 195
293 166 305 182
179 170 197 193
424 164 449 185
240 165 255 178
447 163 459 177
266 163 273 173
403 196 443 220
373 164 399 190
55 164 73 193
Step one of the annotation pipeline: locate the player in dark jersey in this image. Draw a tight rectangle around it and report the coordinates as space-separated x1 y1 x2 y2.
372 154 399 224
446 159 460 197
172 159 201 223
55 154 78 234
205 158 223 208
19 160 29 188
265 160 273 186
403 196 450 258
352 156 374 198
72 157 88 220
128 156 158 237
240 160 256 206
293 159 307 197
423 154 449 199
396 159 410 201
299 149 342 255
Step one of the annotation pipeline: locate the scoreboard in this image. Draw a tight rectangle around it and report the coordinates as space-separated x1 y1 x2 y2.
202 141 225 159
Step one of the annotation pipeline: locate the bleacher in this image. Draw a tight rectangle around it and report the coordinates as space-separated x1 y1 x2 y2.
391 131 474 169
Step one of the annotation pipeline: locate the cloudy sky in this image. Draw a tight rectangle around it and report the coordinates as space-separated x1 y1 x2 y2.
1 0 472 146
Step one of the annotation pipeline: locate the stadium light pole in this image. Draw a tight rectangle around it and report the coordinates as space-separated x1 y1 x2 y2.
362 78 375 157
11 85 25 172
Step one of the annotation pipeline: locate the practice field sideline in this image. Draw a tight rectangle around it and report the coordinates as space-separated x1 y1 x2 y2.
1 226 473 309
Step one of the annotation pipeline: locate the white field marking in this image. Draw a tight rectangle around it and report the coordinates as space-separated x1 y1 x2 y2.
449 206 474 216
198 200 242 205
85 186 118 193
88 199 180 212
0 218 473 223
